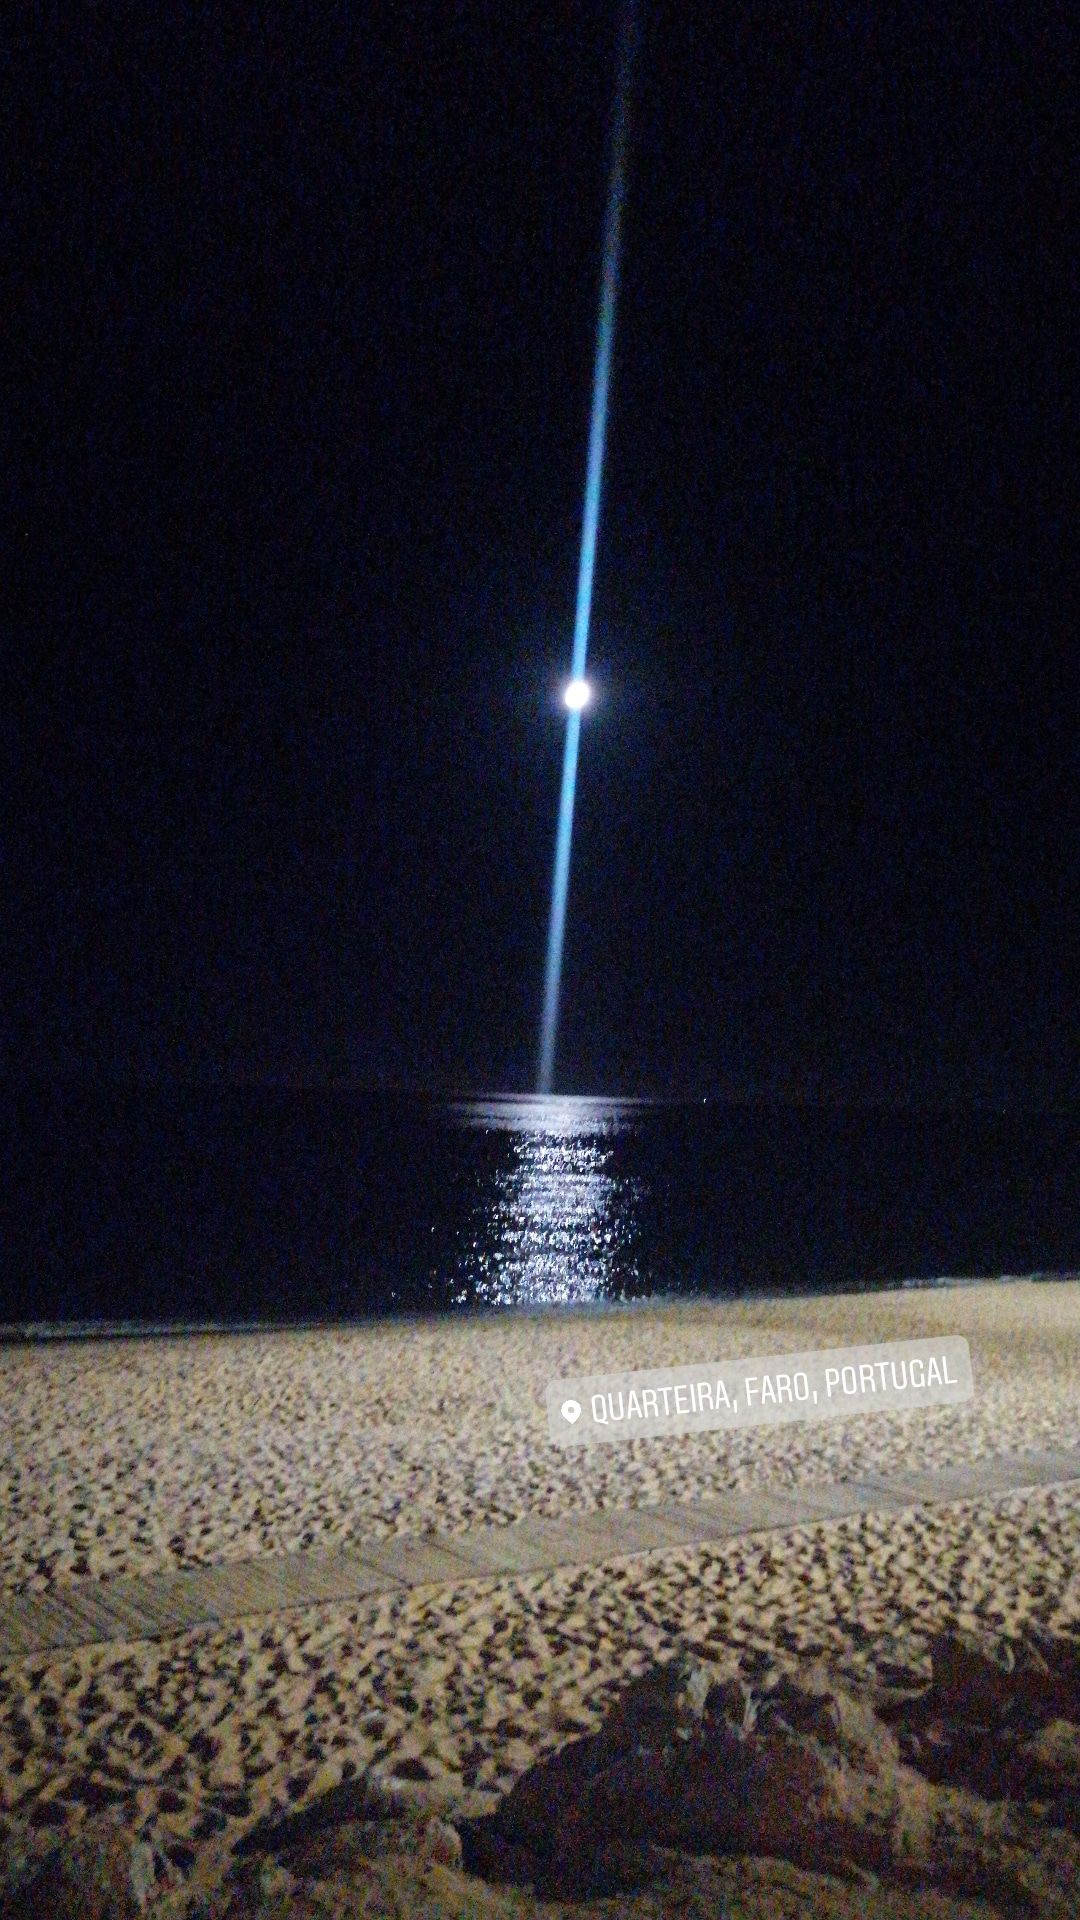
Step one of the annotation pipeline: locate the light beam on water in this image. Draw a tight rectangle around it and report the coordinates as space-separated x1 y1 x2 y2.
538 2 639 1094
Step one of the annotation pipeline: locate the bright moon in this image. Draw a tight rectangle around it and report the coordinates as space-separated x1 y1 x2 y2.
564 677 592 712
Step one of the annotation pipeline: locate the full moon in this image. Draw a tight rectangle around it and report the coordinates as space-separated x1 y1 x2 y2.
564 677 592 712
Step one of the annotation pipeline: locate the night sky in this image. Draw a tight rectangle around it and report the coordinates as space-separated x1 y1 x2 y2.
7 2 1076 1103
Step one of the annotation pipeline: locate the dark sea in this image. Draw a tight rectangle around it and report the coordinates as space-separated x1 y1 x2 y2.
1 1084 1077 1329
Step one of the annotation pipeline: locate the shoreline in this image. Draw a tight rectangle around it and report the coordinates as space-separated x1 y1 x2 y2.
0 1265 1071 1347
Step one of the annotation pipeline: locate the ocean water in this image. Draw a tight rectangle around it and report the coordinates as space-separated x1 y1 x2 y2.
1 1085 1077 1327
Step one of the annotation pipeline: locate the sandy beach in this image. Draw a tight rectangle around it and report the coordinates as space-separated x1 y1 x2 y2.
1 1277 1078 1915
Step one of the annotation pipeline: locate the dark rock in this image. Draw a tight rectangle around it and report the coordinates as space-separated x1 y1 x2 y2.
231 1765 466 1886
925 1627 1080 1729
233 1775 387 1858
484 1732 605 1855
0 1820 173 1920
458 1821 540 1886
463 1634 1080 1906
881 1627 1080 1811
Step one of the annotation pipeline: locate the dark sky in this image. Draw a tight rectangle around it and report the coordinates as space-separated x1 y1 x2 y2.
6 1 1077 1103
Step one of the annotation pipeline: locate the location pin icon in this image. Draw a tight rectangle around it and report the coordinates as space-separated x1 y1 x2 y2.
561 1398 582 1424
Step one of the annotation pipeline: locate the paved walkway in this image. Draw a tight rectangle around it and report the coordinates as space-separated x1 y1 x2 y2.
1 1446 1077 1660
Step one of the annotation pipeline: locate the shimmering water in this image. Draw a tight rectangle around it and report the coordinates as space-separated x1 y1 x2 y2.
445 1097 650 1308
2 1084 1076 1326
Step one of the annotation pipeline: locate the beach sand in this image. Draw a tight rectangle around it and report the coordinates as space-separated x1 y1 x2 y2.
1 1278 1078 1915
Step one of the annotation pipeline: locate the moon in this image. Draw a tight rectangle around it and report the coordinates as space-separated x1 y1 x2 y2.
564 677 592 712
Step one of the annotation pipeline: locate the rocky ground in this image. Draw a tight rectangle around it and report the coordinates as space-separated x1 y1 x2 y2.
6 1625 1080 1917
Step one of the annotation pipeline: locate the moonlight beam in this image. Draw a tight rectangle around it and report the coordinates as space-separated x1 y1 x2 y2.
538 2 639 1095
